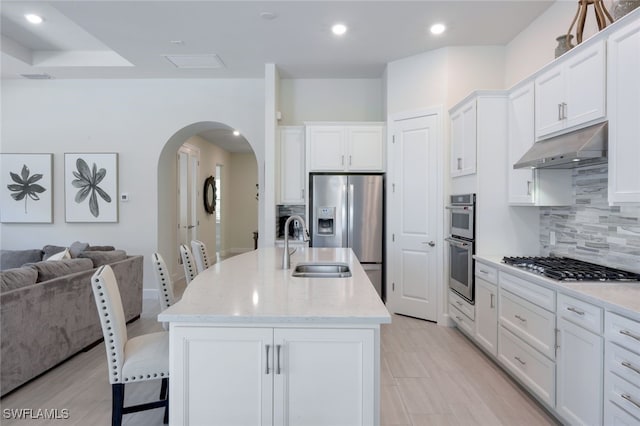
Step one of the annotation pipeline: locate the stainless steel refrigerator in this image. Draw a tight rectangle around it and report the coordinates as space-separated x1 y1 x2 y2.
309 174 384 298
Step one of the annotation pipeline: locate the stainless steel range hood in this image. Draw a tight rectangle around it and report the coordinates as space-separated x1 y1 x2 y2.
513 122 608 169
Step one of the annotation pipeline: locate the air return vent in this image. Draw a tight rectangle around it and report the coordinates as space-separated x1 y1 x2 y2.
163 54 225 69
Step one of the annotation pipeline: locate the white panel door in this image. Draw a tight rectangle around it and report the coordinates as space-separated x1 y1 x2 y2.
508 82 536 205
564 40 606 129
170 326 273 426
389 114 439 321
535 66 565 138
279 126 306 204
273 328 375 426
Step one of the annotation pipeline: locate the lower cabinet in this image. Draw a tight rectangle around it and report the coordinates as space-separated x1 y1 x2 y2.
475 278 498 356
556 317 604 425
170 325 375 426
449 290 475 337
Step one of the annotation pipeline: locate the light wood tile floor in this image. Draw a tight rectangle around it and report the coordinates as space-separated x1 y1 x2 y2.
1 288 559 425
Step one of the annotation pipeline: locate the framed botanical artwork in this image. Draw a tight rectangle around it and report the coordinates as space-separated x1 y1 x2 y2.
0 153 53 223
65 153 118 223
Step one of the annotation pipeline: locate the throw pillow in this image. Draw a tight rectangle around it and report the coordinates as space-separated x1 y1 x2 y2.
0 249 44 270
29 258 94 283
0 267 38 292
69 241 90 258
78 250 127 267
46 248 71 261
87 245 115 251
42 245 67 260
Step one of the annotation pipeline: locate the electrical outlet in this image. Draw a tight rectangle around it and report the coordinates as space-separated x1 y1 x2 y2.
550 231 556 245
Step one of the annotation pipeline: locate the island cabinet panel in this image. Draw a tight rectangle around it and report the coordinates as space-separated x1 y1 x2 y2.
170 325 375 426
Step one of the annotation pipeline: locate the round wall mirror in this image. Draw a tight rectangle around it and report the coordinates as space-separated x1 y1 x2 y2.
203 176 215 214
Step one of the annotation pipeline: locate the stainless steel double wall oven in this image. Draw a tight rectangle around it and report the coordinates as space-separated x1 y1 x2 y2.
445 194 476 303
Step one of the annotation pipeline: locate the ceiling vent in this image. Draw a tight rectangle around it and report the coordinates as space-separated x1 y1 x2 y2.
20 73 53 80
163 54 225 69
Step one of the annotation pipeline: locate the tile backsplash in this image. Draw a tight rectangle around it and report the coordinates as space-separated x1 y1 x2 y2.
540 165 640 273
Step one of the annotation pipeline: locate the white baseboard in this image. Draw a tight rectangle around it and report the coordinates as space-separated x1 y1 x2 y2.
143 288 159 300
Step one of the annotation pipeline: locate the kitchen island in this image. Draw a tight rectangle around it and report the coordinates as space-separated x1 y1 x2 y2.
158 247 391 426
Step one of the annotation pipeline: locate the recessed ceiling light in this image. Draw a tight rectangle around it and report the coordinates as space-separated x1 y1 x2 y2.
25 14 44 24
430 23 446 35
332 23 348 36
233 130 240 136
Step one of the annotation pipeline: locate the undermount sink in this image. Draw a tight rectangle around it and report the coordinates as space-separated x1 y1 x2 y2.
291 262 352 278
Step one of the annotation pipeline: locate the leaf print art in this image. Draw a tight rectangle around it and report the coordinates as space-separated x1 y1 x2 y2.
72 158 112 217
7 164 46 214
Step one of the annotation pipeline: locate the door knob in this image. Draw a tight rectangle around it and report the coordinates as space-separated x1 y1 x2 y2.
422 241 436 247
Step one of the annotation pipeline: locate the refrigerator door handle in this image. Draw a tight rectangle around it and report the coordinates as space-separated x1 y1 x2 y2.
348 183 354 248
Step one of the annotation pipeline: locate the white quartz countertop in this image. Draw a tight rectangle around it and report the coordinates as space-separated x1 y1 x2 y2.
475 255 640 319
158 247 391 325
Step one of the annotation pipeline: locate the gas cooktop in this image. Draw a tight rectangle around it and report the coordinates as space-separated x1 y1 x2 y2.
502 256 640 282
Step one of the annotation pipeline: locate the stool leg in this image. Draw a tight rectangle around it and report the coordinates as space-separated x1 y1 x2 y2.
112 384 125 426
162 378 169 424
159 377 168 400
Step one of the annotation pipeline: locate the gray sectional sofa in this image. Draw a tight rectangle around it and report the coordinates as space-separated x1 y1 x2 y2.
0 245 143 396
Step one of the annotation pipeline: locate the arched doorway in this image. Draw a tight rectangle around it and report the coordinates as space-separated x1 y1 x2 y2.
157 121 258 281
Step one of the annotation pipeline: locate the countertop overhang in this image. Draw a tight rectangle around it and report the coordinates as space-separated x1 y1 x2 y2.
158 247 391 325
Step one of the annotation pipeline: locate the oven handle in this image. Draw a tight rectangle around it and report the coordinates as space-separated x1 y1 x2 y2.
445 237 471 248
445 206 474 212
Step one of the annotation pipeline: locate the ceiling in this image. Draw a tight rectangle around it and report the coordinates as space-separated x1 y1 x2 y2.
1 0 555 152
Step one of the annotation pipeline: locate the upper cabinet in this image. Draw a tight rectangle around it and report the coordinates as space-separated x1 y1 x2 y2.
306 123 385 172
450 98 477 177
508 82 572 206
278 126 306 205
535 40 606 139
607 17 640 204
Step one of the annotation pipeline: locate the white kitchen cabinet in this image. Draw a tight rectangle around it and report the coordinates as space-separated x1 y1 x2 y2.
475 277 498 357
306 123 385 172
450 98 477 177
556 317 604 426
170 325 375 426
507 81 572 206
278 126 306 204
535 40 606 139
607 17 640 204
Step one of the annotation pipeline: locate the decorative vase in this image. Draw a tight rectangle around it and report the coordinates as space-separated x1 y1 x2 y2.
555 34 575 58
612 0 640 20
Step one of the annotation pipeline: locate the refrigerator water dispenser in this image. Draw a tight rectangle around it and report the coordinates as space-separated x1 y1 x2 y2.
316 207 335 235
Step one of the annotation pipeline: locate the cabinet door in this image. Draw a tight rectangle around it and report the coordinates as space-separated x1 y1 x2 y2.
273 328 375 426
535 65 565 138
450 99 477 177
475 278 498 356
508 82 536 205
347 126 384 171
279 127 306 204
556 317 604 426
306 126 346 171
564 40 606 130
170 327 274 426
608 18 640 204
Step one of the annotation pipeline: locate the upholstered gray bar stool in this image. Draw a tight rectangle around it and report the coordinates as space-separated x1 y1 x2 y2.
90 265 169 426
191 239 211 274
179 244 197 284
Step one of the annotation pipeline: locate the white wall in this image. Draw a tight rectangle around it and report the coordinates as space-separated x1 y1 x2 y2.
1 78 264 291
279 78 384 124
227 152 259 251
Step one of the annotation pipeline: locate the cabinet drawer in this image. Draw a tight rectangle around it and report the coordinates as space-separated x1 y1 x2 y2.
499 272 555 312
498 326 555 407
607 341 640 387
606 312 640 354
449 290 475 320
605 399 640 426
606 370 640 421
500 289 556 360
450 303 475 337
475 262 497 285
558 293 603 334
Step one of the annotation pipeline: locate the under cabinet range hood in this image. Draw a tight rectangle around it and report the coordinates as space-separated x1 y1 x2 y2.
513 122 608 169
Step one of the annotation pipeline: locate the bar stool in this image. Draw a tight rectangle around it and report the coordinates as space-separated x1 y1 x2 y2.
179 244 197 284
152 253 175 330
191 239 211 274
